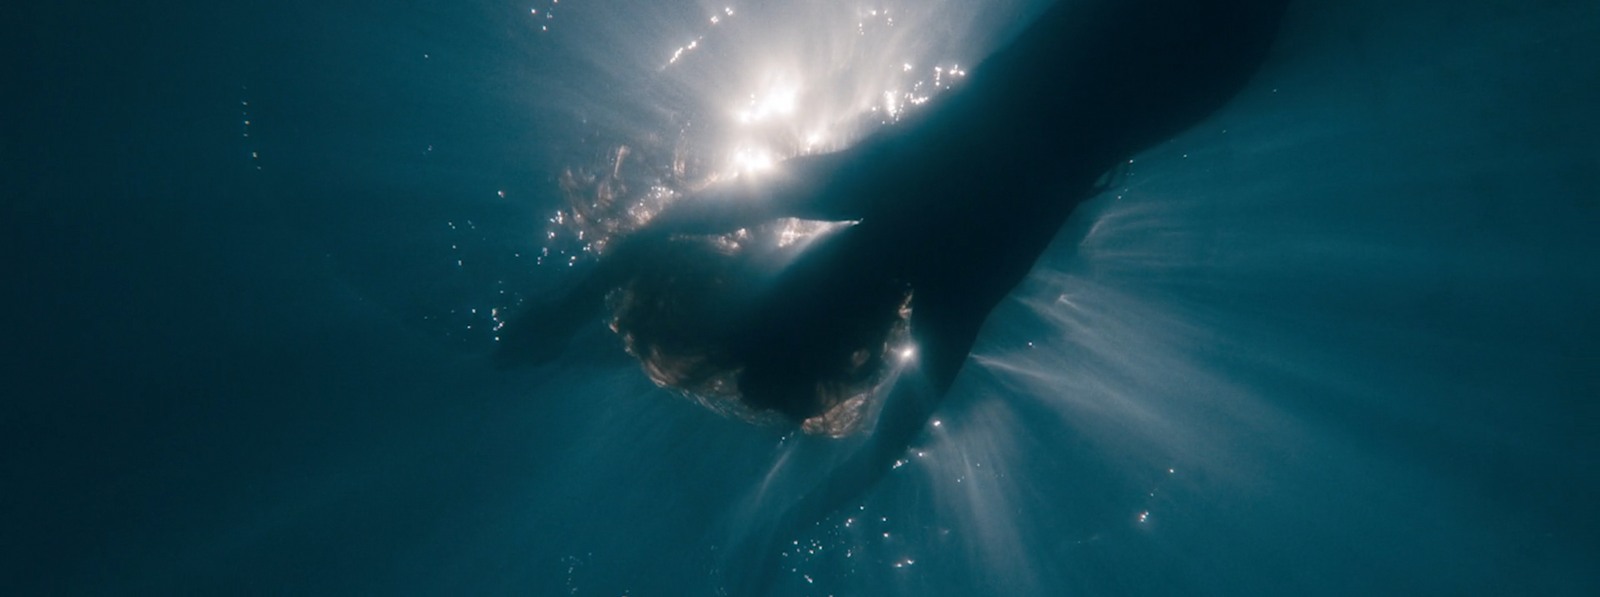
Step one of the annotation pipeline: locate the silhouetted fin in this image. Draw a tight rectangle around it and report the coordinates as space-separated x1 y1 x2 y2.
644 151 859 236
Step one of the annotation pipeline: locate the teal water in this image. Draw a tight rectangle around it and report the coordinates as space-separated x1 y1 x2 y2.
3 0 1594 594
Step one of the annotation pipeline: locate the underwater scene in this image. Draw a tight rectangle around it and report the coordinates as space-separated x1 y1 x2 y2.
5 0 1595 595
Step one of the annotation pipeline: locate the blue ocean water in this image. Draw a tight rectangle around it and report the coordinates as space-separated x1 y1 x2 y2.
3 0 1595 595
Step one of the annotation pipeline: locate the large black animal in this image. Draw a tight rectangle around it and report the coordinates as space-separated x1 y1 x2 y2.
500 0 1287 588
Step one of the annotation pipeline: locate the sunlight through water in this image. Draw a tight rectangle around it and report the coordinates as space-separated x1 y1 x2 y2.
467 1 1600 595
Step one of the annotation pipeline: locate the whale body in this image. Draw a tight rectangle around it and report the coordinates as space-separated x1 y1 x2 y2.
499 0 1287 587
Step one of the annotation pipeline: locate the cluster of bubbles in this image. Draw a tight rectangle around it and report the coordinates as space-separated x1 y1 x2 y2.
529 0 562 33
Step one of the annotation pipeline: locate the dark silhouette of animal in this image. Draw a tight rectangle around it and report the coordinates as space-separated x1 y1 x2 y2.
498 0 1287 589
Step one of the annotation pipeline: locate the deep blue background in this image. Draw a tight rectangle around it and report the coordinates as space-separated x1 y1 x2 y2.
4 0 1596 594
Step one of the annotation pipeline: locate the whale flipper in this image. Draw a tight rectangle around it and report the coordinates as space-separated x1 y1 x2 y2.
643 151 862 237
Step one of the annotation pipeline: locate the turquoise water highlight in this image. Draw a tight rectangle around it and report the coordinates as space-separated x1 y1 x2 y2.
2 0 1593 594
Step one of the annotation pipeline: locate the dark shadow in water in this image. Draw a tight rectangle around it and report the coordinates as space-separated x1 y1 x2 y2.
498 0 1287 589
